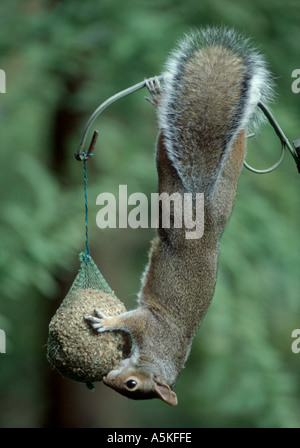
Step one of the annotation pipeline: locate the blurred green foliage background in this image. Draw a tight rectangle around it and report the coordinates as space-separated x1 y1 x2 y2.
0 0 299 428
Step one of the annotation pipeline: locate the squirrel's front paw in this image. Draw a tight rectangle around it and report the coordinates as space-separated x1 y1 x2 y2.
85 308 109 333
145 76 161 107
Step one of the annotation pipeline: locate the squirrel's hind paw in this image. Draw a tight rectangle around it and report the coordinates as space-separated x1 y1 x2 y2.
145 76 162 107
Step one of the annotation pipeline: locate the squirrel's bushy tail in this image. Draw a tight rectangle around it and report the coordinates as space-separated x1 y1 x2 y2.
157 27 273 195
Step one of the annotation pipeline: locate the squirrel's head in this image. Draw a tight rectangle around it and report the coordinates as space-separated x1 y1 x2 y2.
103 361 178 406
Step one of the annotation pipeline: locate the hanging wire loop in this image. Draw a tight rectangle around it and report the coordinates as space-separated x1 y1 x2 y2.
244 101 300 174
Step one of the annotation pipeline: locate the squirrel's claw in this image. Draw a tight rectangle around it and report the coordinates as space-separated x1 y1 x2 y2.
85 308 107 333
94 308 105 318
145 76 161 107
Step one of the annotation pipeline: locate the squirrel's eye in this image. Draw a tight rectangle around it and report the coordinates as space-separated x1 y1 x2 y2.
126 379 138 390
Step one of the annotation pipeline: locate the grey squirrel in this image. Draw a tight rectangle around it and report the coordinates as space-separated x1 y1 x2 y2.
85 27 272 406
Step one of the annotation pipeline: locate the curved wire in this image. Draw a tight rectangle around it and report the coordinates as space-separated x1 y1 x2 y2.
75 76 163 160
243 141 285 174
243 101 298 174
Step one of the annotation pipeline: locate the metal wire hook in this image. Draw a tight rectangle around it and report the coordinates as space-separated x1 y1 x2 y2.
75 76 300 175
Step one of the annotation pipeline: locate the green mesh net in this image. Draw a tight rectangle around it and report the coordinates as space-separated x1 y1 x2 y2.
47 252 130 389
72 252 116 294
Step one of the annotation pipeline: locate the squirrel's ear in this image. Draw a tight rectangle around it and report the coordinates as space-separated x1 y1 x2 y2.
153 377 178 406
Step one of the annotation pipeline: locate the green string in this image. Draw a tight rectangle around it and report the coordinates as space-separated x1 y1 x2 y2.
83 154 92 262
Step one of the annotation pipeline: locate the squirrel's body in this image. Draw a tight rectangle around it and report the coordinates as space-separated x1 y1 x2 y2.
86 27 272 405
